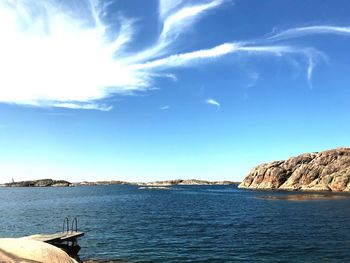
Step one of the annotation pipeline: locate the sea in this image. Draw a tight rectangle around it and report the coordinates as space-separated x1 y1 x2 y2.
1 185 350 262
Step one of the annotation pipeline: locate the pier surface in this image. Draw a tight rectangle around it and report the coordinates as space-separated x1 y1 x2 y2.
27 231 84 243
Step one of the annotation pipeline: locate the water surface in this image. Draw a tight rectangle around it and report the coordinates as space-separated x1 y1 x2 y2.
1 185 350 262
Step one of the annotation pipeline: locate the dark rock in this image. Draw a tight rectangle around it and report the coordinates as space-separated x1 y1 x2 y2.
4 179 71 187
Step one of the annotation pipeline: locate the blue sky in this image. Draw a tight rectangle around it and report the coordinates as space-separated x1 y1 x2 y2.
0 0 350 182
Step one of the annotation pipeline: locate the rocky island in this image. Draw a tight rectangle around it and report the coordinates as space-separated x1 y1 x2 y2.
239 147 350 191
136 179 237 187
72 180 131 186
74 179 238 187
2 179 71 187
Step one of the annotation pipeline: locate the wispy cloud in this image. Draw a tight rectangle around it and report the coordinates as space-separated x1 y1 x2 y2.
205 98 221 111
161 0 224 41
307 57 316 89
165 74 178 82
0 0 228 110
244 72 260 100
266 25 350 87
248 72 260 88
160 105 170 110
53 103 113 111
159 0 183 20
0 0 348 111
136 43 324 82
136 43 239 69
268 25 350 41
128 0 225 63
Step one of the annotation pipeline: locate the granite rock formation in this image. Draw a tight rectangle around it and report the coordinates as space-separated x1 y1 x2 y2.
0 238 77 263
239 148 350 191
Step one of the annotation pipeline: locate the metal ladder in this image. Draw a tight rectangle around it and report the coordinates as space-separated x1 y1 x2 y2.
62 217 79 233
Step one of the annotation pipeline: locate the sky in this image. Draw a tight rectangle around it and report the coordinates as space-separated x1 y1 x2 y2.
0 0 350 183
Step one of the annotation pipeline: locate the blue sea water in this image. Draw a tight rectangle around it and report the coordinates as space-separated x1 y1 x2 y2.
1 185 350 262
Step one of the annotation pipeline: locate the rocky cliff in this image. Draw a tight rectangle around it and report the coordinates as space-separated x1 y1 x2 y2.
238 148 350 191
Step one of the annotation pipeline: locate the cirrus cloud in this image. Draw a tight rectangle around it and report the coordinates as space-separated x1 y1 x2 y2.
0 0 348 110
205 98 221 111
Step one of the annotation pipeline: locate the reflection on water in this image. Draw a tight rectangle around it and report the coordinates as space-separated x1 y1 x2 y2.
257 193 349 201
84 260 125 263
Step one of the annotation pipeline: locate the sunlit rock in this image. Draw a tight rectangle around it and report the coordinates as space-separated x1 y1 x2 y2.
0 238 77 263
239 148 350 191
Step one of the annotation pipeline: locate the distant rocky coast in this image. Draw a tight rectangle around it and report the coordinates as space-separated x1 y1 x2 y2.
135 179 237 187
74 179 238 187
239 147 350 191
1 179 238 187
2 179 71 187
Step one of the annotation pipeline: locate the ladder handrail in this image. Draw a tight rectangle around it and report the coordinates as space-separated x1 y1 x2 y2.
71 217 78 232
62 217 69 233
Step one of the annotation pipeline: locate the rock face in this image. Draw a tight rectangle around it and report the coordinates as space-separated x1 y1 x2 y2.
0 238 77 263
4 179 71 187
239 147 350 191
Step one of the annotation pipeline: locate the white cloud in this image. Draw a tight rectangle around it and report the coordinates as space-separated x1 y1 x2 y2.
161 0 223 41
135 44 323 72
53 103 113 111
159 0 184 20
307 57 315 88
165 74 178 82
247 72 260 88
107 17 136 53
136 43 239 69
269 25 350 41
160 105 170 110
129 0 225 63
0 0 149 110
0 0 229 110
205 98 221 111
0 1 348 111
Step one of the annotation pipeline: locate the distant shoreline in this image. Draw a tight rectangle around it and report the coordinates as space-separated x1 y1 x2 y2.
0 178 240 187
